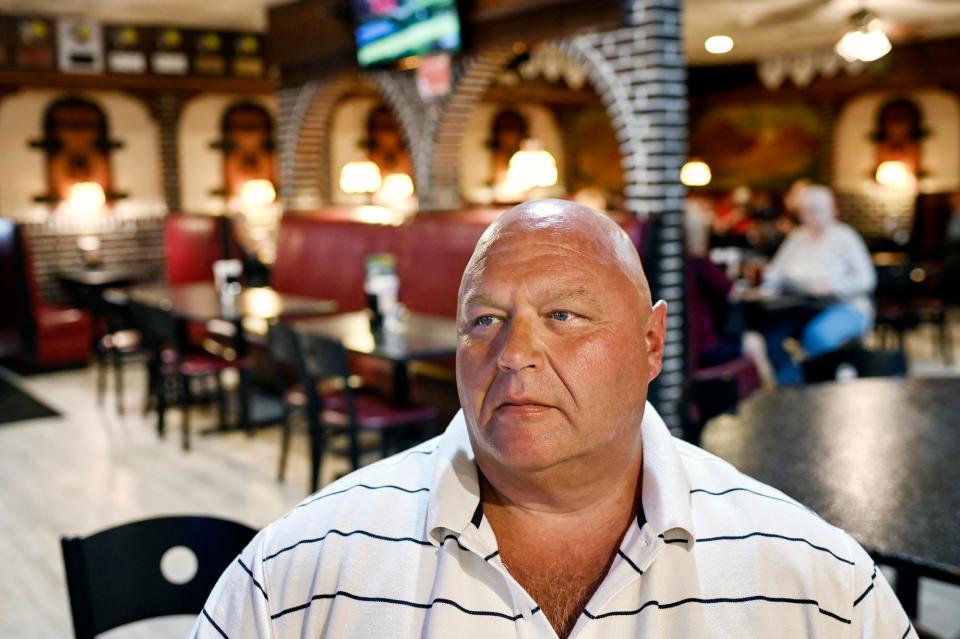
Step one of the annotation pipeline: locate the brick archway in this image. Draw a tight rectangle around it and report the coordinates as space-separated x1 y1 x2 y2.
278 74 421 211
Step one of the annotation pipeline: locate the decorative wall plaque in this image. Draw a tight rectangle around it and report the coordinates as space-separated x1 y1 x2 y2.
151 27 188 75
194 31 226 76
232 34 264 77
15 17 55 70
106 25 147 74
57 18 104 74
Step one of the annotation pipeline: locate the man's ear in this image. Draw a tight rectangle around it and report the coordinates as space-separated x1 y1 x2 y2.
645 300 668 381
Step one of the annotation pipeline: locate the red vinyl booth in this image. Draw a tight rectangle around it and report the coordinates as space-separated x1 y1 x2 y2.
272 207 649 320
164 213 236 285
0 219 92 367
272 213 399 311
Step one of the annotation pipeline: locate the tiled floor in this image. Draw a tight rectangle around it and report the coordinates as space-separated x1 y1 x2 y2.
1 315 959 638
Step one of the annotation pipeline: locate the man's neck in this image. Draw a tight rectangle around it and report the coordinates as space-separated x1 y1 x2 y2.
477 433 644 537
477 438 644 638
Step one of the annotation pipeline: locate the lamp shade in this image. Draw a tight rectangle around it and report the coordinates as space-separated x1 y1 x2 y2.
379 173 415 201
239 179 277 206
836 17 891 62
680 160 712 187
504 142 558 193
339 160 382 194
875 161 915 189
65 182 106 216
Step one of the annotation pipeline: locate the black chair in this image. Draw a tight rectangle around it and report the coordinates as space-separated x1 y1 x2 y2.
93 291 147 415
61 515 256 639
802 343 908 383
270 324 438 491
128 300 238 450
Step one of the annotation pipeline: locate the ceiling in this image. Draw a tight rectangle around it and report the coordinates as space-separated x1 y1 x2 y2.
684 0 960 64
2 0 960 64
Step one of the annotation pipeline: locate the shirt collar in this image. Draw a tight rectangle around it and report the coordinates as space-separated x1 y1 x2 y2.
425 403 696 546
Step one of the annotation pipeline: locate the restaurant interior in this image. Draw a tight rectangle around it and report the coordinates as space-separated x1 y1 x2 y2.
0 0 958 636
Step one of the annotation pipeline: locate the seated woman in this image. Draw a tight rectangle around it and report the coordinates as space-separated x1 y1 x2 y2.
760 184 876 385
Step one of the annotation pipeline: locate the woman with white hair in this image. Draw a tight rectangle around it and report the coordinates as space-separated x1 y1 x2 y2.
760 184 876 384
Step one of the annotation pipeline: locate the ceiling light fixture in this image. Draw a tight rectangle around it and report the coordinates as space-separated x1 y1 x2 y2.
705 35 734 55
835 9 891 62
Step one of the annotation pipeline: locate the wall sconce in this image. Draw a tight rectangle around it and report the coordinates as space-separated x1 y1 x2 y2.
680 160 712 187
64 182 106 216
875 161 915 189
504 140 558 195
239 179 277 206
339 160 382 195
377 173 415 202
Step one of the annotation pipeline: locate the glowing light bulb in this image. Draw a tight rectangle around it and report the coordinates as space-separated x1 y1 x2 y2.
705 35 733 55
680 160 712 187
339 160 382 194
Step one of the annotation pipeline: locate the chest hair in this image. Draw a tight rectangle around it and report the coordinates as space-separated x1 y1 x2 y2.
499 544 614 638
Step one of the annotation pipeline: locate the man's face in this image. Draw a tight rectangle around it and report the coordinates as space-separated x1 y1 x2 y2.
456 225 665 473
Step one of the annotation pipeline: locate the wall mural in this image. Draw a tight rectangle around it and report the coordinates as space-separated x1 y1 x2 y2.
834 88 960 194
29 95 122 203
569 107 625 202
330 97 415 208
459 102 563 205
691 102 821 190
213 101 276 200
871 97 927 178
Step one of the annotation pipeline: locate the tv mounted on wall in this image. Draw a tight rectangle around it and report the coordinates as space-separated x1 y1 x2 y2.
351 0 461 68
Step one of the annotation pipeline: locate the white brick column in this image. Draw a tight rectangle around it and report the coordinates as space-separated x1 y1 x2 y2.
559 0 688 430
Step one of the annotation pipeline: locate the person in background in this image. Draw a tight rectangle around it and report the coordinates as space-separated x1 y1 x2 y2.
685 197 742 367
761 184 876 385
710 185 754 248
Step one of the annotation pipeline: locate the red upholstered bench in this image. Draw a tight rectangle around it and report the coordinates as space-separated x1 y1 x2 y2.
1 220 93 368
164 213 238 285
272 212 401 311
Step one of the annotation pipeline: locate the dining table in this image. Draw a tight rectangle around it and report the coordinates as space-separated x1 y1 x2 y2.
115 282 338 432
701 377 960 619
121 282 338 326
292 310 460 403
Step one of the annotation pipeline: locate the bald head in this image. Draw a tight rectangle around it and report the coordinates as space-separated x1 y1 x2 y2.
460 199 651 313
455 198 667 478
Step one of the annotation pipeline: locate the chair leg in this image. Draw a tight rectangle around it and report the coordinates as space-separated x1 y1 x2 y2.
144 362 157 416
156 371 167 439
348 425 361 471
238 369 252 437
277 412 292 482
180 374 191 452
308 415 325 493
95 350 107 406
215 373 228 431
939 312 952 365
113 351 125 415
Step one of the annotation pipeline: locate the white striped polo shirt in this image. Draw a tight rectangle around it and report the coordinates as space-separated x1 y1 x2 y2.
191 403 915 638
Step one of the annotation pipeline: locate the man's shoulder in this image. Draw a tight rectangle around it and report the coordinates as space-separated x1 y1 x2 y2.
674 438 852 551
258 438 442 557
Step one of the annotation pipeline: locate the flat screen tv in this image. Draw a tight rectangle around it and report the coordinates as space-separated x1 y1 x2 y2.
351 0 461 68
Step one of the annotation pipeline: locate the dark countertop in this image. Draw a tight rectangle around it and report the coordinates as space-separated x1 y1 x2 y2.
701 377 960 577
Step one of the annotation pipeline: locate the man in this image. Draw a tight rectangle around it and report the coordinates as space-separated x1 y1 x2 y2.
192 200 913 638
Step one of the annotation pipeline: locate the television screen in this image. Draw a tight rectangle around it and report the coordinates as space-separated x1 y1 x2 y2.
351 0 461 68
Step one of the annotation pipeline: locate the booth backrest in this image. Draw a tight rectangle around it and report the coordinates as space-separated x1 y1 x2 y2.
164 214 234 285
398 215 493 318
272 214 400 311
271 208 650 320
0 219 30 359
